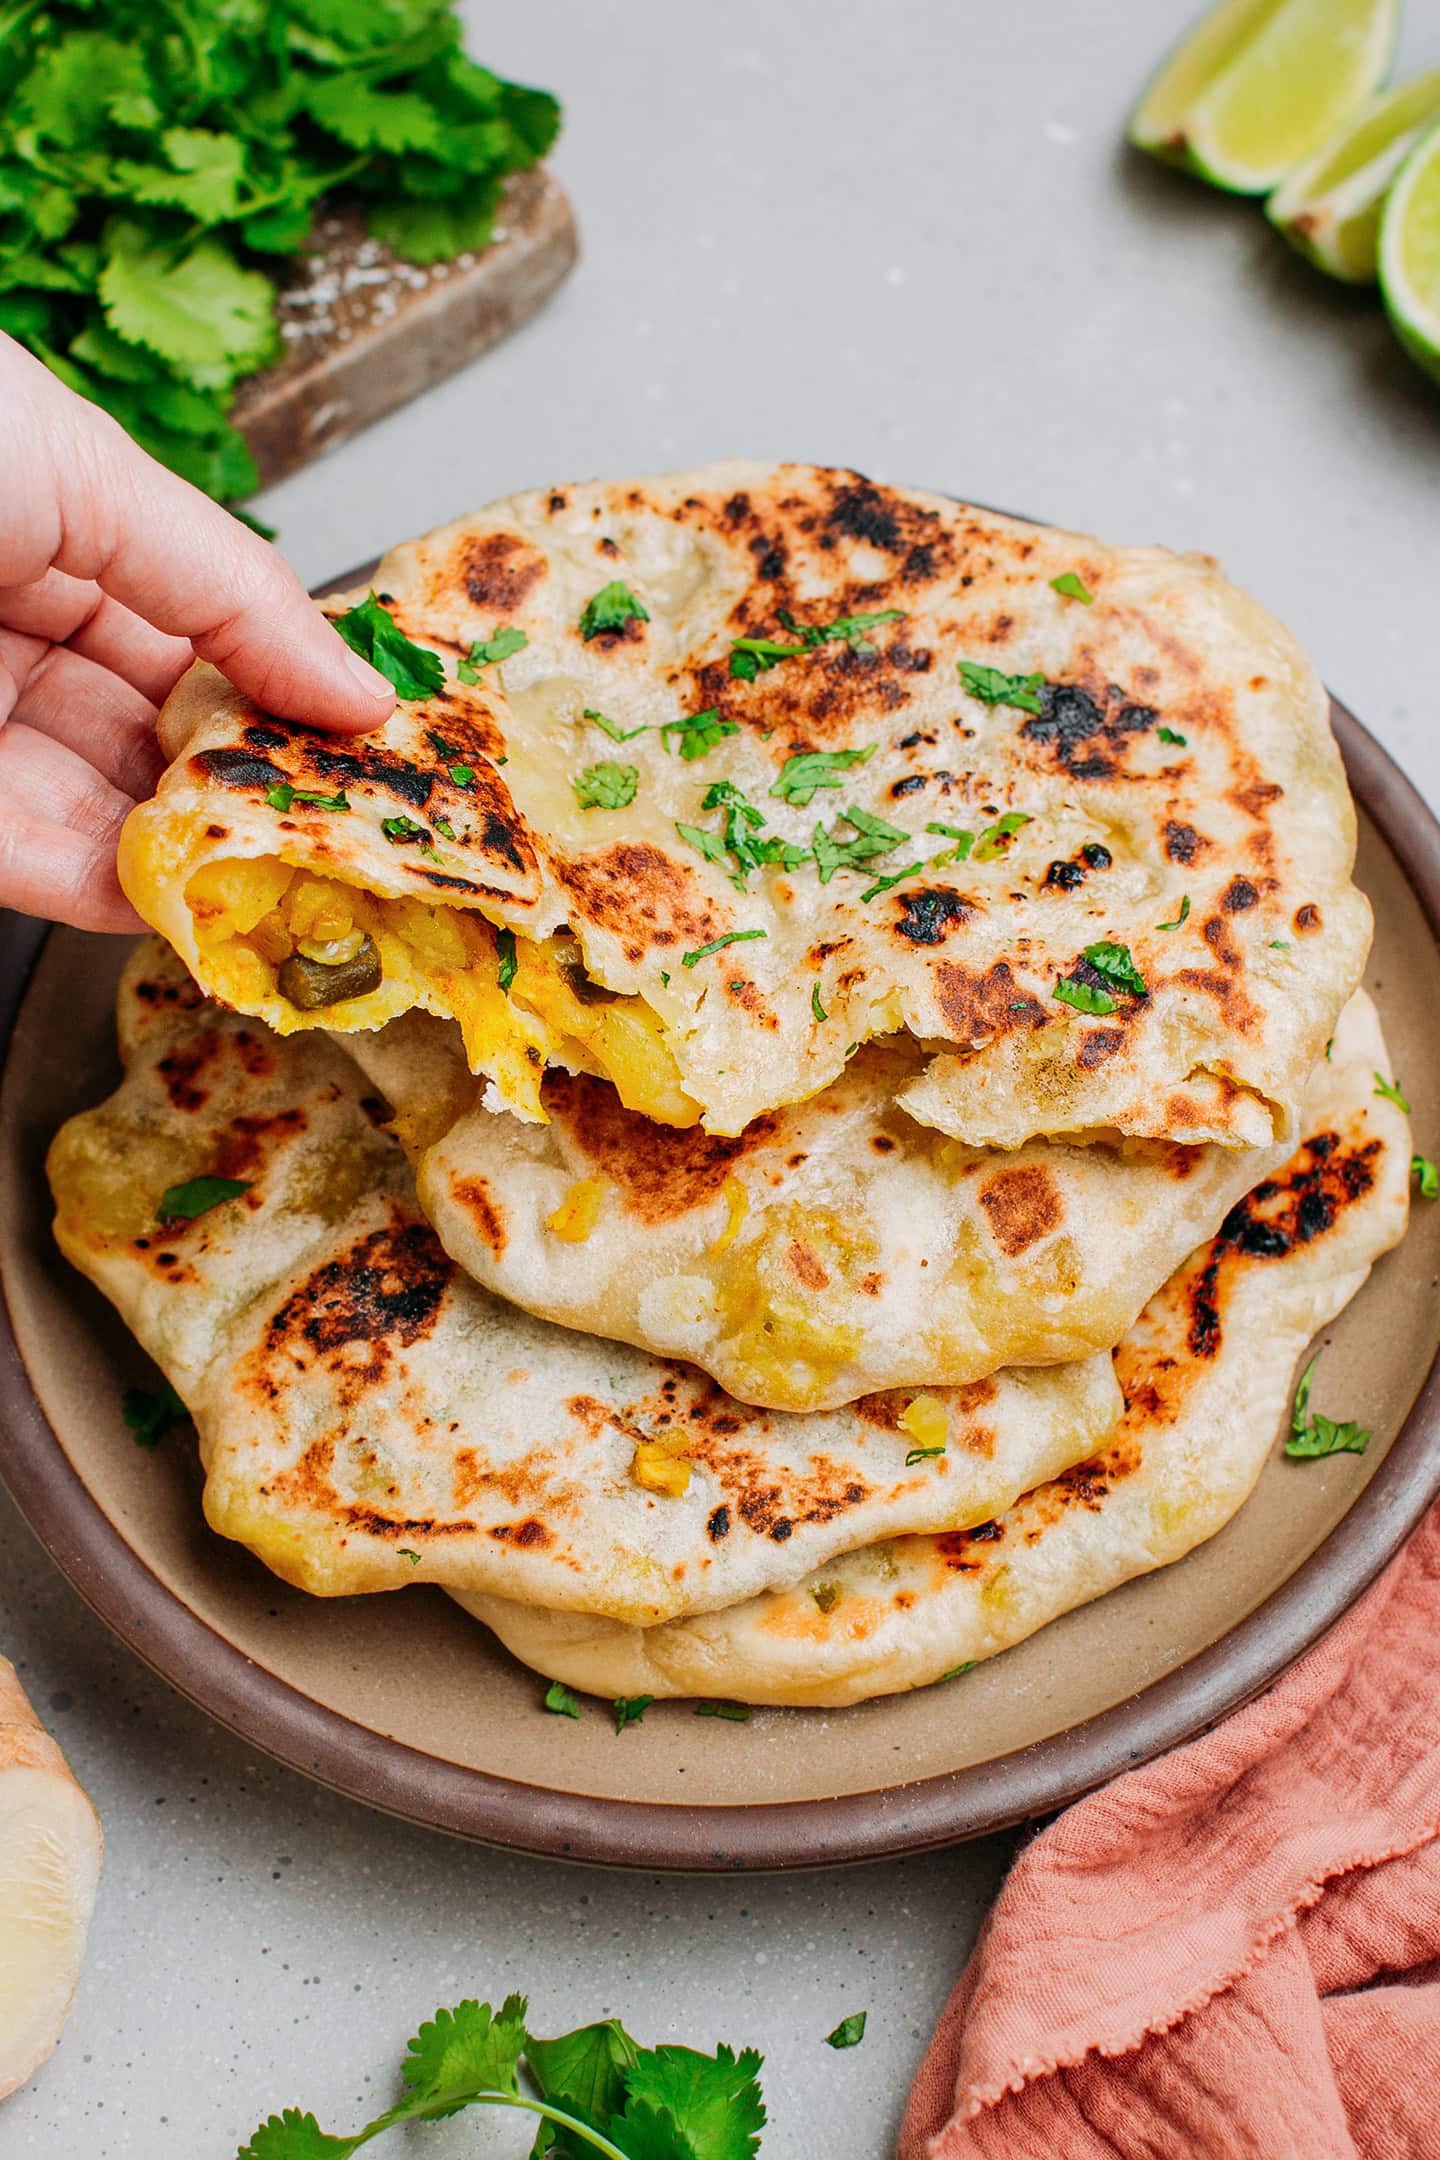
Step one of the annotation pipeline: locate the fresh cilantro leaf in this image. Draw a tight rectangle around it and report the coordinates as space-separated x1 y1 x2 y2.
457 625 527 683
617 2044 766 2160
1081 941 1147 997
265 784 350 814
810 803 909 884
527 2020 640 2123
585 708 648 743
613 1695 654 1733
1053 976 1116 1017
431 816 456 841
121 1381 188 1451
681 931 767 968
926 821 975 862
99 222 276 392
574 762 638 811
957 661 1045 715
811 982 827 1023
904 1446 946 1465
397 1549 421 1567
496 928 518 993
400 1996 529 2117
676 822 729 867
859 860 925 903
661 709 739 761
1269 939 1291 951
113 128 246 223
234 2106 355 2158
304 78 443 155
695 1701 751 1721
937 1662 977 1681
729 609 903 678
1158 895 1190 931
1157 726 1187 746
1285 1353 1370 1460
381 816 430 845
768 746 876 806
1375 1073 1411 1111
1049 572 1093 604
332 594 444 701
579 582 649 641
428 731 460 759
972 811 1031 862
1413 1154 1439 1200
824 2014 867 2050
157 1175 251 1223
543 1679 581 1719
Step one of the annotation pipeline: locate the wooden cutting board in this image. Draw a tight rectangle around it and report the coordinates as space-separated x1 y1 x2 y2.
231 168 577 489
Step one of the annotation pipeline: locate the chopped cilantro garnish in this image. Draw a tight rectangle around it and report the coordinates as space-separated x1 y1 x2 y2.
585 706 649 743
1157 725 1188 746
579 580 649 641
121 1381 188 1451
1083 941 1148 997
544 1679 581 1719
972 810 1031 862
768 746 876 805
397 1549 421 1568
612 1695 654 1733
926 820 976 862
574 762 638 811
811 1580 842 1614
1413 1154 1439 1200
448 763 476 788
677 821 729 866
332 593 444 701
904 1445 946 1465
695 1701 752 1722
1049 571 1094 604
937 1661 977 1681
811 803 909 885
957 661 1045 714
860 860 925 903
265 783 350 814
682 929 768 968
729 607 904 680
381 815 430 845
432 816 456 841
456 625 527 683
661 707 740 760
681 782 808 888
427 731 460 759
825 2013 867 2050
1053 977 1116 1016
1269 938 1291 951
1375 1073 1411 1111
1284 1352 1369 1460
157 1174 251 1225
496 928 518 993
1158 895 1191 930
812 982 828 1023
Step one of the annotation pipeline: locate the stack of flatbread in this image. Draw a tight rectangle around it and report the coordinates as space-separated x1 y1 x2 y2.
49 465 1411 1708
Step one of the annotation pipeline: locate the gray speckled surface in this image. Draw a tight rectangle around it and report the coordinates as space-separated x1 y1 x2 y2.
4 1 1440 2152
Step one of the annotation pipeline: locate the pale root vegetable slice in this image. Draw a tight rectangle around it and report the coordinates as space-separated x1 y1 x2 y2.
0 1658 102 2102
1380 117 1440 384
1268 69 1440 281
1129 0 1399 195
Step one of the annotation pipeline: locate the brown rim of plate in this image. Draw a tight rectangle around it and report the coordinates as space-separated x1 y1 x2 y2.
2 688 1438 1872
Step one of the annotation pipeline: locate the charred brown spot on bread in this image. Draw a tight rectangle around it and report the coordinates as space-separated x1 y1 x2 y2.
459 530 547 611
451 1175 507 1256
1019 683 1157 780
541 1071 772 1221
934 958 1047 1039
134 970 207 1012
194 747 286 791
978 1164 1063 1256
893 889 976 946
488 1516 553 1549
1164 820 1208 865
262 1218 451 1363
786 1239 831 1292
157 1030 222 1111
1295 903 1322 934
1221 876 1259 914
1077 1028 1125 1069
707 1504 731 1541
556 844 719 949
1183 1128 1381 1359
1203 915 1245 970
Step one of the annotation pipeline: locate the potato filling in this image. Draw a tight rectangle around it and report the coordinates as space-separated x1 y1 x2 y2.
184 857 701 1128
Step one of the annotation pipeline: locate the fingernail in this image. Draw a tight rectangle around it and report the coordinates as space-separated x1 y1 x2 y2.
344 649 396 701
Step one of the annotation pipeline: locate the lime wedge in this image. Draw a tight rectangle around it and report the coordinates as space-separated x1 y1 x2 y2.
1269 70 1440 280
1379 118 1440 384
1129 0 1399 195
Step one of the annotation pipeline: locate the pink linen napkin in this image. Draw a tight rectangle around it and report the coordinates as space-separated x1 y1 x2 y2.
900 1504 1440 2159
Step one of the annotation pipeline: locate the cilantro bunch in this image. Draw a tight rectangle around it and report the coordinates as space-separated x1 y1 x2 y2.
237 1995 767 2159
0 0 559 503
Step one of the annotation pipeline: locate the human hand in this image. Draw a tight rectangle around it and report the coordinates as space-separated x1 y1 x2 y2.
0 334 397 932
